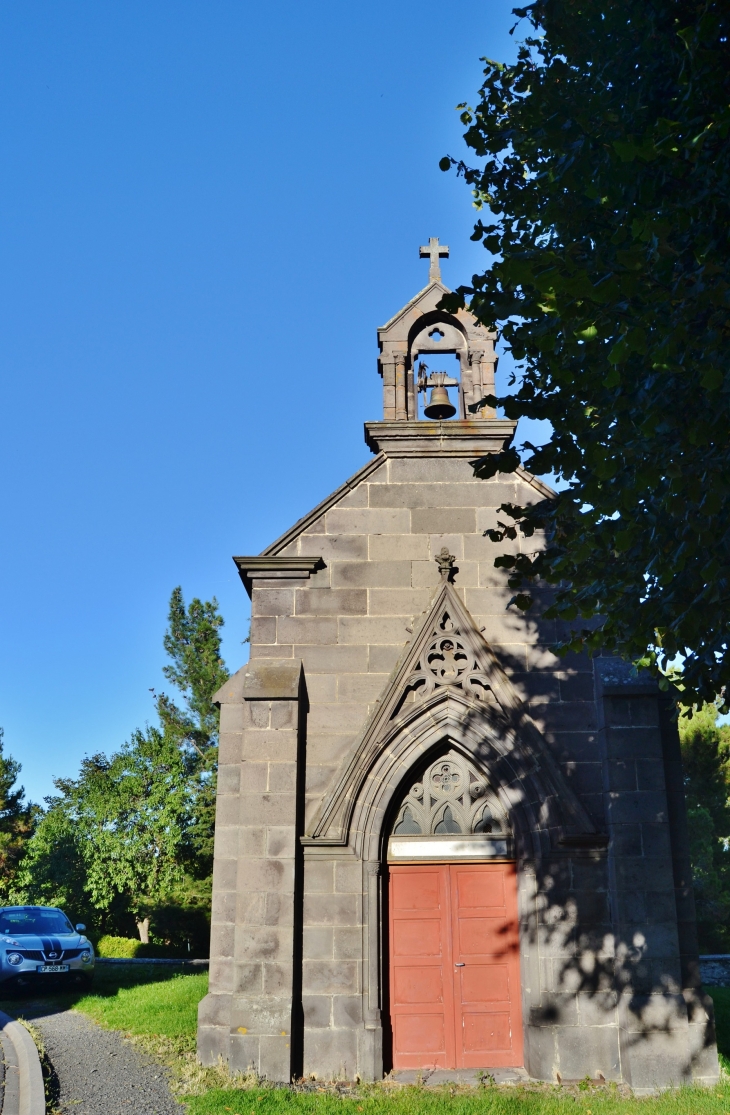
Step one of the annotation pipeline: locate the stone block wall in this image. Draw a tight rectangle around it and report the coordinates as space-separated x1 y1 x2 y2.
198 448 716 1089
301 853 363 1079
198 660 305 1081
594 670 718 1089
249 456 600 836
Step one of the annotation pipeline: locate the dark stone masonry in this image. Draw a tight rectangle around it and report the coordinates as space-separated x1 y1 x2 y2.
198 241 718 1091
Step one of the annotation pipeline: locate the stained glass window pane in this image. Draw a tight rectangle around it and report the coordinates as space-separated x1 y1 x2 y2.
474 807 493 833
393 806 422 835
434 805 461 834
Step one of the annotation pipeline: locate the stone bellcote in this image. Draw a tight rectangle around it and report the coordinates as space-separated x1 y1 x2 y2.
367 237 516 458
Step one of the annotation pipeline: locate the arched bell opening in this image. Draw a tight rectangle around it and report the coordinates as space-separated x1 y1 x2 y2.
407 311 469 421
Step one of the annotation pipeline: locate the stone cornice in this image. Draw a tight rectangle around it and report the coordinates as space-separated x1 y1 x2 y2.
364 419 517 458
233 555 324 597
514 466 557 501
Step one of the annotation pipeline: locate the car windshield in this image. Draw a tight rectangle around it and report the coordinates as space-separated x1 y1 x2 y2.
0 908 74 936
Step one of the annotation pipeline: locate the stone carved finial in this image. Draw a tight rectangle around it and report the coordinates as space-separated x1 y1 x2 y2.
419 237 449 283
435 547 456 582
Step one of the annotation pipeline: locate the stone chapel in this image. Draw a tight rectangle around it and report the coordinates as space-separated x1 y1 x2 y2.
198 240 718 1091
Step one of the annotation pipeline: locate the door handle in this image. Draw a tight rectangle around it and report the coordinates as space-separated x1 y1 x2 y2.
455 962 465 966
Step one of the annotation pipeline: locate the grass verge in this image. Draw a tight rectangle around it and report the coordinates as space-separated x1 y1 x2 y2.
4 968 730 1112
68 967 232 1095
188 1081 730 1115
0 964 237 1097
74 968 207 1037
185 1084 730 1115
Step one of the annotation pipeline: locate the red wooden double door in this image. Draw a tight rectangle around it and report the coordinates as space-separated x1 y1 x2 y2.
389 862 523 1069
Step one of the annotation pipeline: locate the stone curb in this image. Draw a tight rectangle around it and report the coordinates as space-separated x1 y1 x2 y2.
0 1010 45 1115
96 957 209 966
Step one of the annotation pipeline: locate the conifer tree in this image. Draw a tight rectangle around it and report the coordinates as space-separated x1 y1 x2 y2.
0 729 35 902
156 587 229 878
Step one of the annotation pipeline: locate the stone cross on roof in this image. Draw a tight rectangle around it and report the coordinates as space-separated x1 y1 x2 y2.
419 237 449 283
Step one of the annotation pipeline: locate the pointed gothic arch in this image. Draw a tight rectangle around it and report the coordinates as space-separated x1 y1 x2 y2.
303 580 600 861
346 692 578 863
300 581 607 1078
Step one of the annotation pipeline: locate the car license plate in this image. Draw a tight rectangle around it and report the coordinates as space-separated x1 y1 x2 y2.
37 964 69 973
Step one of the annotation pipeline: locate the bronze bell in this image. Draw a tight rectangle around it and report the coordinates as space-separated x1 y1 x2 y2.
423 384 456 420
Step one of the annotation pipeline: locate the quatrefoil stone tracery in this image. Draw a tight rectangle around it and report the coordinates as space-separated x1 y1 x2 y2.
397 611 494 712
427 638 468 683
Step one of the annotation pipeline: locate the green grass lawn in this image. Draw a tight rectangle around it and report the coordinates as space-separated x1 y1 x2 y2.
5 966 730 1113
186 1085 730 1115
73 968 207 1039
0 962 207 1047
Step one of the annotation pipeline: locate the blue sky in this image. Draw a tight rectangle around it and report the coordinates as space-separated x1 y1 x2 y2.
0 1 530 804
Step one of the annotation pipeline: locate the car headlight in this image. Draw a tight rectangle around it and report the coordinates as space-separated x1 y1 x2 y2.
7 952 22 966
80 950 92 964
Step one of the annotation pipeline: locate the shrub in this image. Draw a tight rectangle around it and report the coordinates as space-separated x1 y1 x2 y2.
96 935 142 958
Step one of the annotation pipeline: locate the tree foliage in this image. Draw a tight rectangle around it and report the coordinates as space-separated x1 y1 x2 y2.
161 586 229 753
0 729 35 902
157 587 229 876
679 704 730 951
440 0 730 707
34 732 191 922
15 588 228 942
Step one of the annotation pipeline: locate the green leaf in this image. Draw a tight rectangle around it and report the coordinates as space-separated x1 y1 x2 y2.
613 140 637 162
607 336 630 364
575 324 598 341
700 367 723 391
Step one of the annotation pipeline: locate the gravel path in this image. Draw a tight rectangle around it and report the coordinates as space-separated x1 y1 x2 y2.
31 1009 182 1115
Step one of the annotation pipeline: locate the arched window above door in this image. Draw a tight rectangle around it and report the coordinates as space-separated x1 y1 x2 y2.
392 751 508 837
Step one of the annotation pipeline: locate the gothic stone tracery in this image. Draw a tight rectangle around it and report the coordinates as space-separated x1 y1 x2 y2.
393 609 497 718
391 750 508 837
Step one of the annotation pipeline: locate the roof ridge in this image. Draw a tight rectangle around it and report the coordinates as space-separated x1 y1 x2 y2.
378 280 450 331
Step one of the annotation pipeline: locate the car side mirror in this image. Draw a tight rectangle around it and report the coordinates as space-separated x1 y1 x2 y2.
75 923 86 932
